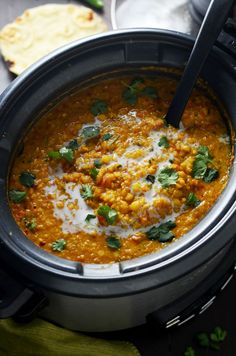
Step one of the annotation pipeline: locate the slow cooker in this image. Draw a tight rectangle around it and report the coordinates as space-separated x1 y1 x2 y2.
1 25 236 332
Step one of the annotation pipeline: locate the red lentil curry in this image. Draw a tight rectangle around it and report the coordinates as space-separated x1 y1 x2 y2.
9 75 232 263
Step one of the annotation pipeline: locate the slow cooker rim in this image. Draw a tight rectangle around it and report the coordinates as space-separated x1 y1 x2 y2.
0 28 236 296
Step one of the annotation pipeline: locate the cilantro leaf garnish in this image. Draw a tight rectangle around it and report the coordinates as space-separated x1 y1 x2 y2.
122 77 144 105
140 86 157 98
122 88 138 105
210 327 227 343
203 168 219 182
59 147 74 163
97 205 118 225
146 221 176 242
146 175 155 184
102 133 113 141
90 100 108 116
197 333 210 348
82 126 100 140
158 136 169 148
186 192 201 207
66 139 79 150
51 238 67 252
85 214 96 223
192 145 219 182
48 147 74 163
19 172 36 187
158 167 178 188
22 217 37 231
106 236 121 249
9 190 27 203
94 159 102 168
80 184 93 200
192 159 207 179
48 151 61 160
90 168 99 180
184 346 195 356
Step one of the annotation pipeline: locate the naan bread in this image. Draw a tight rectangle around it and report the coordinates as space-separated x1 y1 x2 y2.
0 4 108 75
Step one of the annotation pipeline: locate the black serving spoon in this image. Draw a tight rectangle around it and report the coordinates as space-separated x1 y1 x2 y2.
165 0 235 128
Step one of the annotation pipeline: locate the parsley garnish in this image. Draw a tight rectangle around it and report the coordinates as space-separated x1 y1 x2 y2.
90 168 99 180
97 205 118 225
192 145 219 182
102 133 113 141
158 136 169 148
80 184 93 200
22 217 37 231
106 236 121 249
51 238 67 252
82 126 100 140
9 190 27 203
85 214 96 223
90 100 108 116
146 221 176 242
146 175 155 184
19 172 36 187
186 192 201 207
94 159 102 168
158 167 178 188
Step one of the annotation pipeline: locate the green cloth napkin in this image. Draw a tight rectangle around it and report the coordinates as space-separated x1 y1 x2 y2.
0 318 140 356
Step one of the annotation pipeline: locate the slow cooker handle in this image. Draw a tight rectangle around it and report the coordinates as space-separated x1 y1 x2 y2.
0 265 47 321
216 19 236 59
147 264 235 329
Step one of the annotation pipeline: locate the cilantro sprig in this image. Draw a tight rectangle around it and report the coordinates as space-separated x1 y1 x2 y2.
80 184 93 200
158 136 169 148
186 192 201 207
122 77 157 105
192 145 219 182
97 205 118 225
158 167 178 188
19 172 36 187
106 236 121 249
146 220 176 242
51 238 67 252
9 190 27 203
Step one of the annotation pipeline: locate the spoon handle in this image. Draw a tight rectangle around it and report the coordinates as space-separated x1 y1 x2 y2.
166 0 235 128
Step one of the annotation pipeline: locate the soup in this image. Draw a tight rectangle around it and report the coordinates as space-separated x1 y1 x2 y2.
9 75 232 263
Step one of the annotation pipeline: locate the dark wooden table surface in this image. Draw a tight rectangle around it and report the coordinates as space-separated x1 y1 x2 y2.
1 1 236 355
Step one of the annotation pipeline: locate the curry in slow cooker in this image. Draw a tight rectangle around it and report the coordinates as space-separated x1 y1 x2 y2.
9 75 232 263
